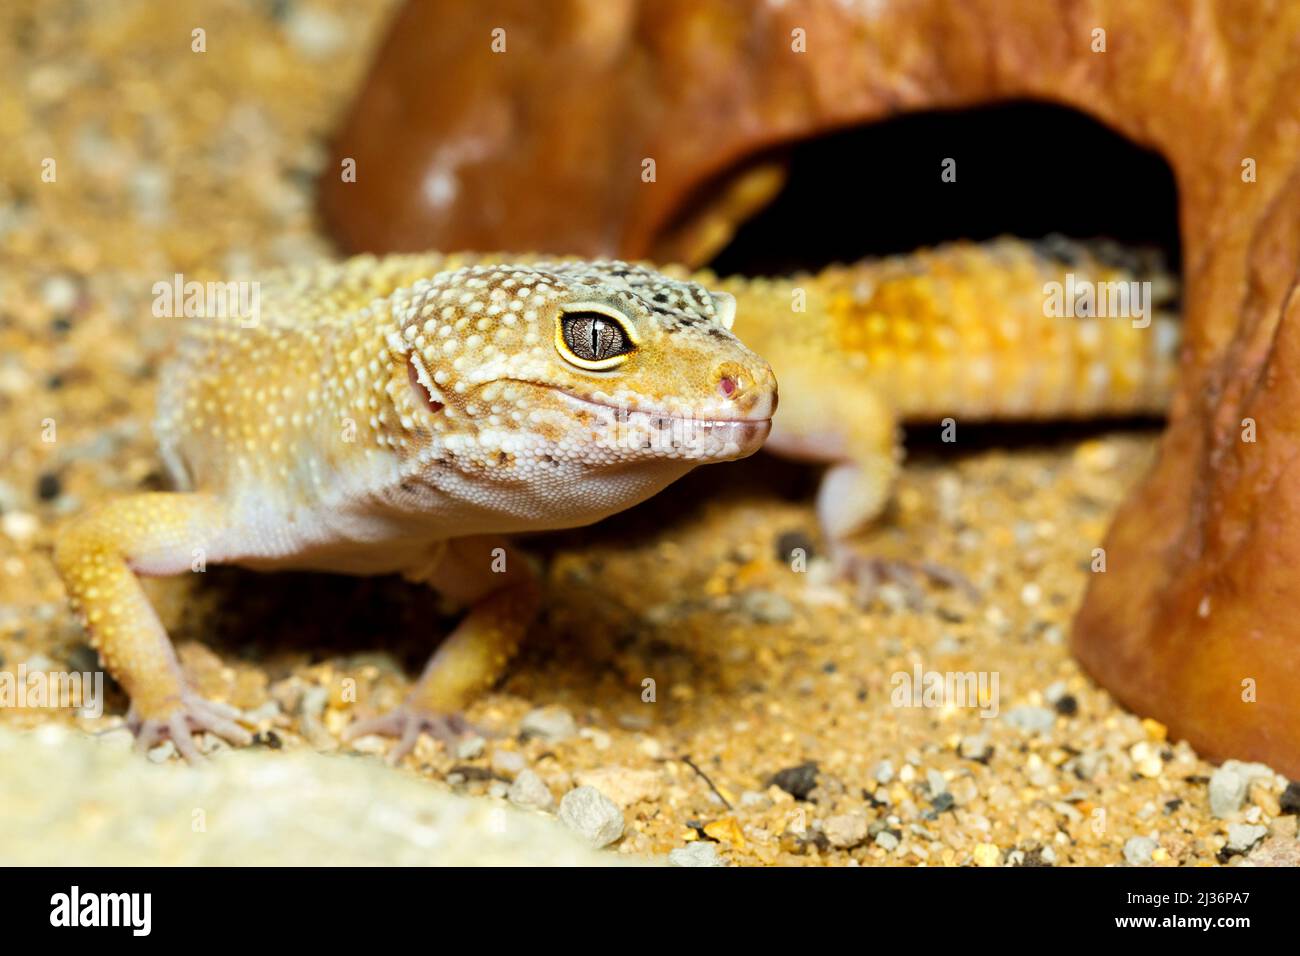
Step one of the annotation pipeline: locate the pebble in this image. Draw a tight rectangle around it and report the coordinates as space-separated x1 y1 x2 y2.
1280 781 1300 815
455 735 486 760
972 842 1000 866
490 749 526 776
1 512 38 544
958 734 992 763
1225 822 1268 854
1002 706 1056 735
737 590 794 624
573 766 661 808
770 761 819 800
874 830 900 851
1129 742 1163 778
926 769 949 798
669 842 725 867
507 769 555 812
146 740 177 764
872 759 895 784
1209 761 1274 818
558 786 624 848
520 705 577 742
36 473 62 501
40 274 79 313
1123 835 1157 865
823 812 869 848
283 7 347 60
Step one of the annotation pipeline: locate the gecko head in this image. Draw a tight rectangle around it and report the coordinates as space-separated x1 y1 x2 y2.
385 259 776 527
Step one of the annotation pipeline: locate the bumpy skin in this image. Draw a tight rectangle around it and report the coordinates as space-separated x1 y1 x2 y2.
708 237 1179 572
55 253 776 762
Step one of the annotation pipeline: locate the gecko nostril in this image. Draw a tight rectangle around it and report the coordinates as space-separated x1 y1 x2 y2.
718 375 738 399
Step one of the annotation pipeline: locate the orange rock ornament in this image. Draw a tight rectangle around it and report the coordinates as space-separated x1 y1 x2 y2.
321 0 1300 776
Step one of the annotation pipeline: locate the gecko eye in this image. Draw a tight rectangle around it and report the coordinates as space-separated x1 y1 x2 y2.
555 307 637 371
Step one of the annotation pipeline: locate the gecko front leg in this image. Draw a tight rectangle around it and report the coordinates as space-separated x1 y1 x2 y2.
53 493 254 761
763 357 974 604
343 535 540 765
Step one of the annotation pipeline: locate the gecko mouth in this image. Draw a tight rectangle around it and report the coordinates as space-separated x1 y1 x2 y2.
518 381 773 459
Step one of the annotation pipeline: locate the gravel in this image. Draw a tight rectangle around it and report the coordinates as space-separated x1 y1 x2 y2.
520 706 577 743
669 842 725 867
1123 835 1157 865
507 769 555 812
1225 822 1268 854
1002 706 1057 734
1208 761 1275 818
558 786 624 848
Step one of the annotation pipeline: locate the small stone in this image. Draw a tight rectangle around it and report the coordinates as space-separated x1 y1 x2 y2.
36 473 62 501
490 748 526 776
770 761 818 800
1002 706 1056 735
1279 781 1300 815
1129 742 1163 778
41 274 79 313
455 735 486 760
874 830 900 851
1208 762 1275 818
1225 822 1268 854
823 812 869 848
507 769 555 812
146 740 177 764
1052 695 1078 716
283 7 347 59
972 842 1001 867
737 590 794 624
926 769 949 798
775 530 815 566
669 842 725 867
958 735 993 763
1073 750 1106 781
520 705 576 742
1043 681 1069 704
872 759 895 784
1 511 39 544
1123 836 1157 865
558 786 624 848
573 766 661 808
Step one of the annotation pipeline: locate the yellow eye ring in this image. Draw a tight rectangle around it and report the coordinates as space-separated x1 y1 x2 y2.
554 303 638 371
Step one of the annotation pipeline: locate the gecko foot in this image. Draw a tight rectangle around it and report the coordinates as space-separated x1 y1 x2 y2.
129 691 253 763
342 705 477 765
836 550 980 609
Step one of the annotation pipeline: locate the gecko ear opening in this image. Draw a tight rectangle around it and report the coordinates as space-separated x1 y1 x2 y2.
406 354 445 415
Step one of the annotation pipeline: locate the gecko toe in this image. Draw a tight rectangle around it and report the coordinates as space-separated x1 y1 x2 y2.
127 690 253 763
343 705 478 764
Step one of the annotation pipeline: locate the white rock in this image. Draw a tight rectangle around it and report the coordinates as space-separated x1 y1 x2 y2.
669 842 724 867
508 770 555 812
558 786 624 848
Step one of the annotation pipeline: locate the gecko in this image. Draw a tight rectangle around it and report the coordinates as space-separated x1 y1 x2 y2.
53 254 777 762
54 238 1176 762
708 236 1179 595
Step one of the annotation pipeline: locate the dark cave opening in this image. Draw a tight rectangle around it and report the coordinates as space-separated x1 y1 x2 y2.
705 100 1181 281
